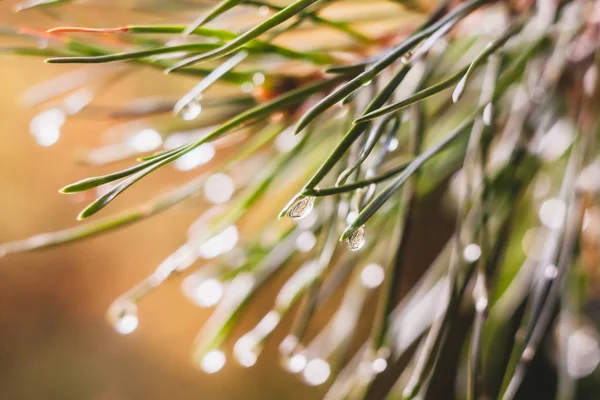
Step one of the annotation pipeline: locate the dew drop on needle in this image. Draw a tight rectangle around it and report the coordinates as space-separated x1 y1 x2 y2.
179 100 202 121
286 196 315 220
344 226 365 251
108 300 139 335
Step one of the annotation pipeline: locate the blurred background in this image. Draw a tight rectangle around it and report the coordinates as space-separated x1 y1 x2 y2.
0 2 334 399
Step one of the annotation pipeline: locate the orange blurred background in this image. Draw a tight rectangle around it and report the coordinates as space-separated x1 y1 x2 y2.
0 2 323 399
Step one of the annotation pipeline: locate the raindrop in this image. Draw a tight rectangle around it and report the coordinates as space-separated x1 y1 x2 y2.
463 243 482 263
30 108 65 147
577 160 600 192
539 198 566 230
241 82 254 93
483 103 493 126
204 173 235 204
400 51 414 65
567 328 600 378
275 127 300 153
252 72 266 85
544 264 559 279
522 346 535 362
236 349 257 368
184 277 224 307
115 313 138 335
201 349 226 373
108 300 139 335
234 335 258 367
360 263 385 288
372 357 387 373
258 5 270 16
286 196 315 220
33 125 60 147
174 143 215 171
287 354 307 373
179 100 202 121
344 226 365 251
129 129 162 152
452 75 467 103
538 120 575 162
475 296 488 312
303 358 331 386
296 231 317 253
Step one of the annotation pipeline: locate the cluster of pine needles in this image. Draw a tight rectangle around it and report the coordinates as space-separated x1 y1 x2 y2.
2 0 600 398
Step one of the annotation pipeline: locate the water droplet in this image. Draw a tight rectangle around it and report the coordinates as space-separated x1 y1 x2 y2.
200 349 226 373
463 243 482 263
241 82 254 93
108 300 138 335
400 51 413 65
30 108 65 147
522 346 535 361
287 354 307 373
303 358 331 386
544 264 559 279
360 263 385 288
539 198 566 229
183 277 224 307
577 160 600 192
129 129 162 152
258 5 270 16
115 314 138 335
483 103 493 126
204 173 234 204
372 357 387 373
567 327 600 378
234 335 258 367
195 225 238 259
236 349 257 368
344 226 365 251
452 75 467 103
475 296 488 312
296 231 317 252
286 196 315 220
174 143 215 171
538 119 575 162
387 138 399 151
180 100 202 121
252 72 266 85
275 127 300 153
